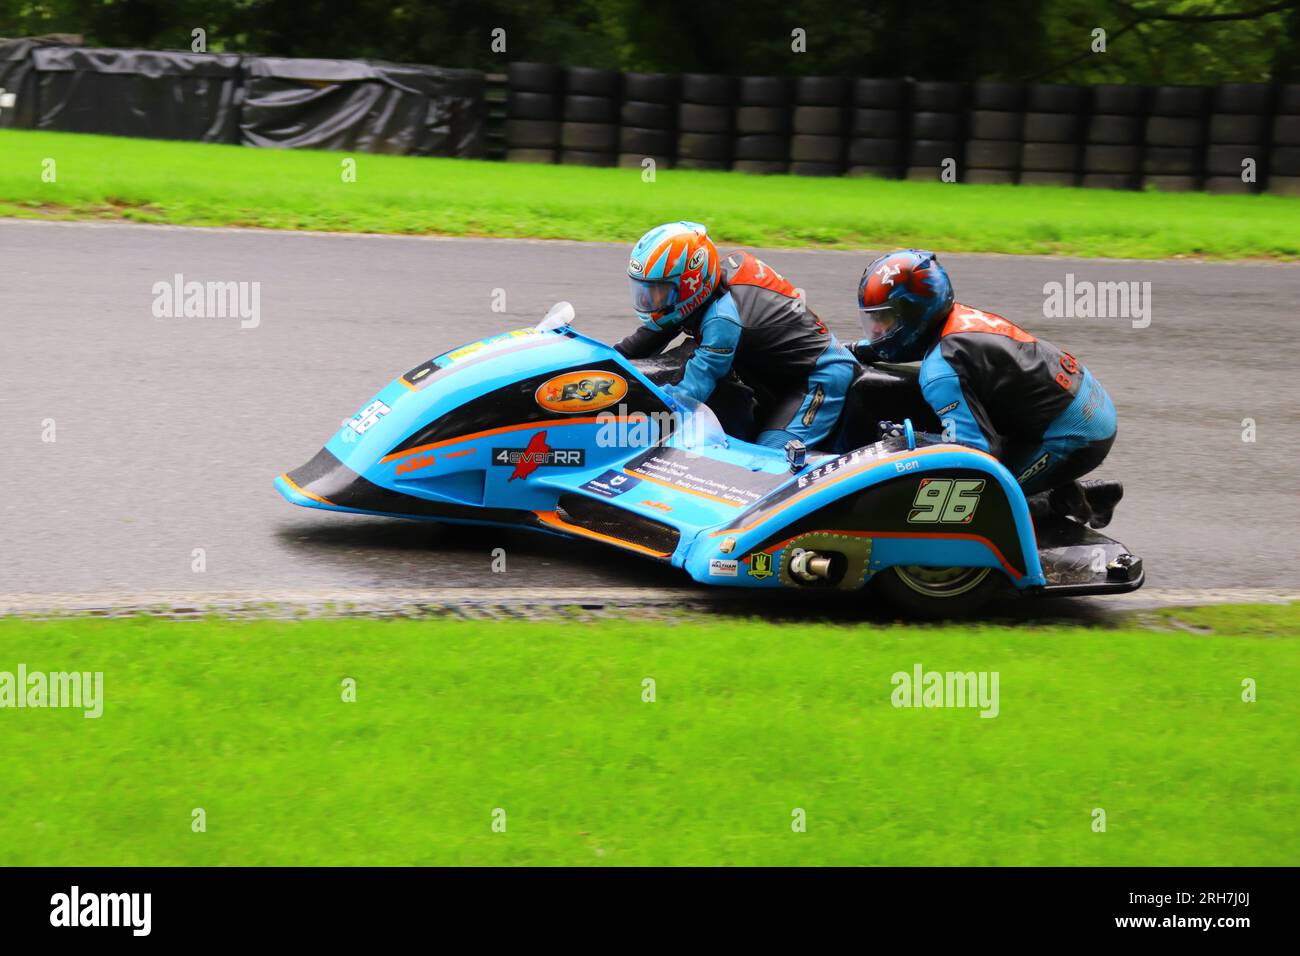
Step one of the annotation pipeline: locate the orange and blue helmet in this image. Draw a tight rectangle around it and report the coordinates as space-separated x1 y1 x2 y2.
857 249 954 362
627 221 721 331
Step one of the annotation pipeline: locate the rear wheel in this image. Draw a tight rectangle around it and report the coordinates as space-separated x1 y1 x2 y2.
871 565 1007 618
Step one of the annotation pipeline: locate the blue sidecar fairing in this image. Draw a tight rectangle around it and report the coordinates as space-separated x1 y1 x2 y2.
276 324 1143 598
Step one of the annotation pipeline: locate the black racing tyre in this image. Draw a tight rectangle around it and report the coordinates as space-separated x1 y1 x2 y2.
1083 144 1141 174
507 62 562 94
1149 85 1209 117
732 159 787 175
738 76 790 106
565 66 619 98
559 149 616 167
793 75 847 106
621 100 674 129
1081 172 1135 190
1142 146 1198 175
789 134 843 163
971 81 1024 111
674 157 728 170
968 110 1021 141
1208 113 1267 145
619 126 674 155
792 105 844 136
1203 175 1253 195
848 137 903 165
680 73 734 105
1212 83 1271 114
560 121 618 152
676 132 729 162
1086 114 1142 145
1273 115 1300 146
1026 83 1084 113
1091 84 1146 115
506 91 558 120
678 103 730 133
1143 174 1198 192
966 139 1019 169
965 168 1017 185
1022 112 1079 143
912 110 962 140
845 164 898 178
622 72 677 103
909 139 960 166
870 565 1008 619
505 148 556 164
790 160 844 176
617 152 672 169
1019 170 1079 187
853 77 907 108
1201 145 1263 176
911 80 965 112
504 118 559 149
1279 84 1300 115
1271 146 1300 176
1145 116 1201 148
563 94 617 124
850 108 903 138
1020 141 1078 172
732 134 787 162
736 105 787 135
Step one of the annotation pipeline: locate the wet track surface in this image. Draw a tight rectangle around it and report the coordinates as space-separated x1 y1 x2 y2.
2 219 1297 609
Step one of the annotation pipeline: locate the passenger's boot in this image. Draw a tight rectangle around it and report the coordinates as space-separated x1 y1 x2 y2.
1078 479 1124 529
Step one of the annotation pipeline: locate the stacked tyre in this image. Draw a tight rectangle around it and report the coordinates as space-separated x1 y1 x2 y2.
560 67 620 167
964 82 1024 184
1018 84 1085 187
847 79 908 179
732 76 790 175
676 74 734 170
1081 84 1146 189
789 76 848 176
1202 84 1271 194
906 81 966 181
1269 84 1300 196
504 62 563 163
619 72 677 170
1142 85 1209 191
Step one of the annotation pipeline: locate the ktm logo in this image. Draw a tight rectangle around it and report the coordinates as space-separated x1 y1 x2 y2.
395 453 436 477
536 370 629 414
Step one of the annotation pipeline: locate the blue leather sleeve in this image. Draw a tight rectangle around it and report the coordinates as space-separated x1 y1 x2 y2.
919 348 994 454
669 296 742 406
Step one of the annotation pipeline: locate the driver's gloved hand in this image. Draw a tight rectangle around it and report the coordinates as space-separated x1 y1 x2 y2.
877 420 907 439
849 340 880 364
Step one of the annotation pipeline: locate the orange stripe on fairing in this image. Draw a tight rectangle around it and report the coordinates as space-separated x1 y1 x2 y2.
398 376 418 391
623 467 746 508
380 417 606 464
280 473 337 507
747 528 1024 580
444 447 475 459
710 445 1004 537
534 510 672 558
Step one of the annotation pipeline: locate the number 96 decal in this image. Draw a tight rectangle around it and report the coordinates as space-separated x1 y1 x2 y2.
908 478 984 524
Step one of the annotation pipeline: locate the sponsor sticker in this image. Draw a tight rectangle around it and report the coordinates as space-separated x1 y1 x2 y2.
747 551 774 580
580 469 640 498
709 558 738 577
492 431 585 481
395 452 436 477
535 370 629 414
347 400 390 436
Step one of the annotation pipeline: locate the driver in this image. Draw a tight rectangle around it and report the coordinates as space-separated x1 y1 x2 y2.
615 221 856 450
850 249 1122 527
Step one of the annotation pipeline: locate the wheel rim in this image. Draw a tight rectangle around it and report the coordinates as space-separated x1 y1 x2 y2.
893 565 992 598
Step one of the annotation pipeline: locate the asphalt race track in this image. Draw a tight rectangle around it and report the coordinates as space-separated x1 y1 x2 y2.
2 219 1297 610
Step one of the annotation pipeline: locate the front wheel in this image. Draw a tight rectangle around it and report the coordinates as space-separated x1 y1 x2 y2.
870 565 1008 618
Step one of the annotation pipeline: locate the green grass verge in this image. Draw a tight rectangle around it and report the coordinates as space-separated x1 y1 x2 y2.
2 129 1297 259
1 603 1296 866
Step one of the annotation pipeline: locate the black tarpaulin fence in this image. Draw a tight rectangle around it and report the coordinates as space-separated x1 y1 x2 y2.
240 56 484 156
30 45 243 143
